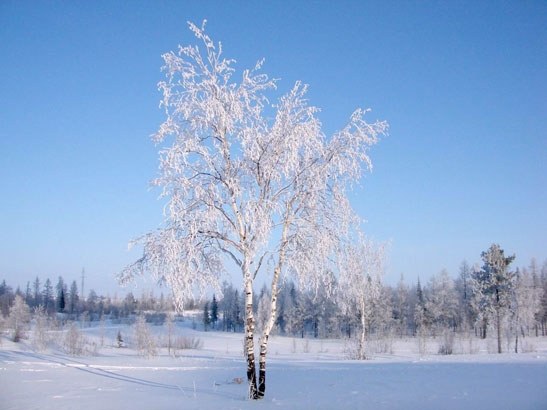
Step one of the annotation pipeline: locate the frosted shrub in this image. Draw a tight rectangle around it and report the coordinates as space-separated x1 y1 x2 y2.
134 314 157 357
99 315 106 347
8 295 31 342
344 338 359 359
172 336 203 356
302 338 310 354
438 330 455 355
455 332 479 355
519 339 536 353
64 322 86 355
32 306 50 351
344 337 368 360
486 337 499 354
370 334 394 355
416 329 429 356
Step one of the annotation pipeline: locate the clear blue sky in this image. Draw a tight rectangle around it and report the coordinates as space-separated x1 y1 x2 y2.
1 1 545 295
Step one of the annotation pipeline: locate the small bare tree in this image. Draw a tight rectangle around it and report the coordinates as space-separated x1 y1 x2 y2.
120 21 387 399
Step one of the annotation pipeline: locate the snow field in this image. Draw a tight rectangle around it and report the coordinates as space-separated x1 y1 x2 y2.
1 317 547 409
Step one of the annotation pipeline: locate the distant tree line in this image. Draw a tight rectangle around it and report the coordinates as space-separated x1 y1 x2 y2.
0 275 175 323
2 246 547 355
200 249 547 355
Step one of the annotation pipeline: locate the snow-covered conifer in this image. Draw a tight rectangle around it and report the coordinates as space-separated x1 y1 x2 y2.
470 244 515 353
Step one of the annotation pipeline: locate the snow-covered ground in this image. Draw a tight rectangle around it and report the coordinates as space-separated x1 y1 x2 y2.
1 320 546 410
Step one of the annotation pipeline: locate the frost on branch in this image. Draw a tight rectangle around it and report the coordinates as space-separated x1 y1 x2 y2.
119 228 224 312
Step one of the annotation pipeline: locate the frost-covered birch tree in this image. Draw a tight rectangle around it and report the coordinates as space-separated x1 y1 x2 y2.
119 21 387 399
338 238 385 359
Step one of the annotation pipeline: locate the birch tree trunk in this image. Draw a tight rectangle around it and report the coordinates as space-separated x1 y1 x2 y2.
257 267 282 398
244 276 258 399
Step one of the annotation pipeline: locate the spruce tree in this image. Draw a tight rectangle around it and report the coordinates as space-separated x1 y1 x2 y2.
211 294 218 329
471 244 516 353
58 288 66 313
